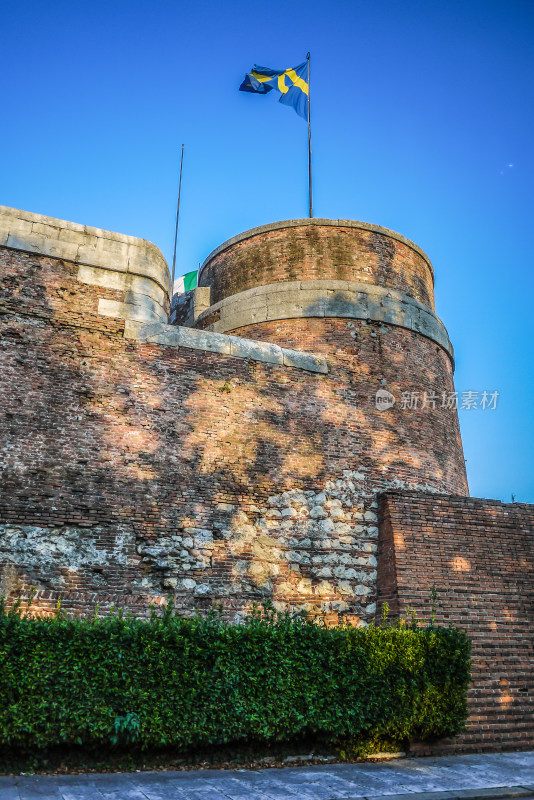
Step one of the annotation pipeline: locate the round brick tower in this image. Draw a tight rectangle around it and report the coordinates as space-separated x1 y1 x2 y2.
192 219 467 622
196 218 467 498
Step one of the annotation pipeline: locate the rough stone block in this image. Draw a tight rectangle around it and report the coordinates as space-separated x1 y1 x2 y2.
219 307 269 330
282 349 328 373
179 327 234 355
229 337 284 365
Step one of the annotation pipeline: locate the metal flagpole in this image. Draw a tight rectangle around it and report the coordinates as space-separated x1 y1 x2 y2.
307 52 312 218
171 144 185 287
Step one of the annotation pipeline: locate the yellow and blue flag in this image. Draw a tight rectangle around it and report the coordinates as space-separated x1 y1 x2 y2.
239 61 309 120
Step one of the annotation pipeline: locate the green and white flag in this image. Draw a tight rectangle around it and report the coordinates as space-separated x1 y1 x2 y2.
173 269 198 295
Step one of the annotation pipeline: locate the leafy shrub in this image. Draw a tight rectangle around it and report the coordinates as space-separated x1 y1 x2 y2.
0 600 470 751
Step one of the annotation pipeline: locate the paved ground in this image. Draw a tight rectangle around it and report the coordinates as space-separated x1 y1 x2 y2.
1 751 533 800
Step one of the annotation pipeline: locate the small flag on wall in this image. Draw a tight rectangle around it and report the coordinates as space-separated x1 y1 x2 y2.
174 269 198 295
239 61 309 119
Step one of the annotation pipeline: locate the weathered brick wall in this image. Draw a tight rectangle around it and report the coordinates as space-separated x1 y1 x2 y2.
0 243 466 624
231 316 466 493
377 491 534 752
2 209 532 756
199 221 436 309
192 217 467 620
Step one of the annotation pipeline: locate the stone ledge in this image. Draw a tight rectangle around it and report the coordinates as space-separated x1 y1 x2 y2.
124 321 329 373
198 218 434 282
0 205 172 302
196 280 454 362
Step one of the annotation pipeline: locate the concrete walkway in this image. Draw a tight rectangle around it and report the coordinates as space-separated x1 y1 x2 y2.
1 751 534 800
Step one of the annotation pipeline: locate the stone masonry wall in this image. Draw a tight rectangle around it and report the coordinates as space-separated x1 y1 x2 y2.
1 244 466 623
377 491 534 753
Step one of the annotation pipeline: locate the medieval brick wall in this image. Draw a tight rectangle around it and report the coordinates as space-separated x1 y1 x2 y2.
2 208 534 755
377 491 534 752
231 316 466 492
0 240 466 624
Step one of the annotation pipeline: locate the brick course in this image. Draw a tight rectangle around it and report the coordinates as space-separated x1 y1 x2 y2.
377 491 534 752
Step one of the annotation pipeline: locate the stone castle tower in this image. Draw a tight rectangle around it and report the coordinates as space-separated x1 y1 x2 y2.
168 218 469 622
1 206 533 750
178 218 467 499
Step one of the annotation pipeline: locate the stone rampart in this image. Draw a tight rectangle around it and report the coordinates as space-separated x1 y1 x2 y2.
0 208 466 624
198 219 436 309
0 205 171 323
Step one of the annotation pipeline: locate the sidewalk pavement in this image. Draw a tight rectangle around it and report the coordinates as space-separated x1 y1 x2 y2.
0 750 533 800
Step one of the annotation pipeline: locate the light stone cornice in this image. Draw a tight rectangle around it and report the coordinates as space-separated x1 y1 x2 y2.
124 321 329 374
195 280 454 362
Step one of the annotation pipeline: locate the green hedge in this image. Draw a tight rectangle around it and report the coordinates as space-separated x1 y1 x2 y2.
0 602 471 751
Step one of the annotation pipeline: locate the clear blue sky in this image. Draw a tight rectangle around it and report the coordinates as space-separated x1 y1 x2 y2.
2 0 533 502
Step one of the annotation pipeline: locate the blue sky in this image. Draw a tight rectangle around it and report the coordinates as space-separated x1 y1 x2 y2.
2 0 533 502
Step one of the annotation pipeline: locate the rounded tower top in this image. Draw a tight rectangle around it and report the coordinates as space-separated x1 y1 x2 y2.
198 218 435 311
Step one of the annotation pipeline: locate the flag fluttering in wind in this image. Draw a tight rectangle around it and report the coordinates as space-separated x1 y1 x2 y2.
239 61 309 119
239 55 313 217
174 269 197 296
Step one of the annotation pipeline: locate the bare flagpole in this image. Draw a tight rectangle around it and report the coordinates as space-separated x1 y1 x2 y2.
307 52 313 218
171 144 185 287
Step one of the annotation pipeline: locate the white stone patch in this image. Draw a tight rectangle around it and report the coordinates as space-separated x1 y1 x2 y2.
0 524 131 573
253 468 450 623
